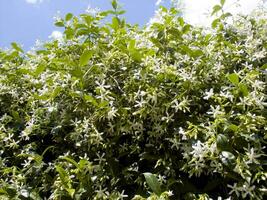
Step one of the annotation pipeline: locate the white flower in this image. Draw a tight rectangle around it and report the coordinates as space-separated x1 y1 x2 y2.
148 9 166 25
228 183 240 197
86 5 100 16
179 127 187 140
191 140 209 161
207 105 224 118
240 182 256 198
53 11 61 22
94 152 106 163
155 0 164 6
245 146 261 164
171 97 190 113
107 107 118 121
220 90 234 102
166 190 174 196
203 88 214 100
251 80 265 90
118 190 128 199
228 181 256 199
49 31 63 41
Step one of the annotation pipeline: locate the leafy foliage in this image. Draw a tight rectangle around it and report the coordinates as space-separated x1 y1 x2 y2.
0 1 266 199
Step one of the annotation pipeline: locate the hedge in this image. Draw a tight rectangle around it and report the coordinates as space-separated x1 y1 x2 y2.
0 0 266 199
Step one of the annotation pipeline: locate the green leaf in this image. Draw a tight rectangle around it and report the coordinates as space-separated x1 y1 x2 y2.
65 13 73 21
4 187 17 198
143 172 162 196
220 0 226 6
29 191 42 200
11 42 23 53
116 10 126 15
228 73 239 85
212 5 222 16
60 156 79 169
228 124 239 132
66 188 75 198
220 151 236 167
79 50 93 66
182 24 191 34
261 63 267 70
55 165 70 188
239 83 248 96
111 0 118 10
34 64 46 76
0 188 8 195
84 94 98 106
55 20 64 27
111 17 120 30
216 134 230 151
221 12 232 19
71 68 83 78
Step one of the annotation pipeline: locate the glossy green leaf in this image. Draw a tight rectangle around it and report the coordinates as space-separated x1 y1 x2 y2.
79 50 93 66
84 94 98 106
228 124 239 132
212 5 222 16
228 73 239 85
11 42 23 53
55 165 71 189
220 151 236 167
111 0 118 10
66 188 75 198
55 20 65 27
217 134 230 151
261 63 267 70
143 172 162 196
60 156 79 169
65 13 73 21
239 83 248 96
35 64 46 76
111 17 120 30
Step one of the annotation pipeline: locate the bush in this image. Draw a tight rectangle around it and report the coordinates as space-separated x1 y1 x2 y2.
0 1 266 199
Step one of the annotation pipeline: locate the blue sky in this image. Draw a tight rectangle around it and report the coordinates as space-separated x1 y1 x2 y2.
1 0 265 50
0 0 170 50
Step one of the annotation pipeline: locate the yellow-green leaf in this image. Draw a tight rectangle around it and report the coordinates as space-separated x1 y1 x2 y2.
11 42 23 53
79 50 93 66
228 73 239 85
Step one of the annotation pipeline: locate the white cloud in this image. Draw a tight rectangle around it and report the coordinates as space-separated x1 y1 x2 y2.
179 0 266 26
25 0 43 4
155 0 164 6
49 31 63 41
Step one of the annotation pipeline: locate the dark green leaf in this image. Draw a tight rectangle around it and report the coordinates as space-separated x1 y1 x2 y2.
143 172 162 196
220 151 236 167
261 63 267 70
217 134 230 151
